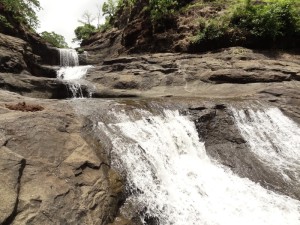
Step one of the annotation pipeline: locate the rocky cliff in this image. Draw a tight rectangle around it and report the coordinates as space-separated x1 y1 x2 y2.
81 0 300 60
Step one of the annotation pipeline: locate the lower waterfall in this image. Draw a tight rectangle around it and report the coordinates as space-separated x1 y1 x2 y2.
97 109 300 225
232 107 300 181
57 65 93 98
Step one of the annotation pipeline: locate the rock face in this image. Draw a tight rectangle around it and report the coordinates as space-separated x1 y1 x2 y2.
0 32 76 99
83 47 300 113
0 147 25 224
0 92 124 224
81 0 300 57
190 104 300 200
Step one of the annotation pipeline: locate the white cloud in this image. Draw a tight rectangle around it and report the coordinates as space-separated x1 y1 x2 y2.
37 0 106 48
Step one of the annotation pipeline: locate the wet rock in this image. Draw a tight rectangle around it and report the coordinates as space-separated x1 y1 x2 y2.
192 105 300 200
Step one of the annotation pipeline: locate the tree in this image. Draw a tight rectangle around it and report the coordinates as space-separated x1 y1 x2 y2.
102 0 116 18
96 4 103 28
0 0 41 30
73 24 96 43
40 31 69 48
78 11 95 25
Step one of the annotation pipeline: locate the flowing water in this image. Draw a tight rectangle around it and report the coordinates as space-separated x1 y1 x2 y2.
57 49 93 98
232 107 300 181
96 108 300 225
59 48 79 67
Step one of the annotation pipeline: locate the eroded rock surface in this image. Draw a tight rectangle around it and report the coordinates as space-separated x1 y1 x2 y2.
0 92 123 225
83 48 300 105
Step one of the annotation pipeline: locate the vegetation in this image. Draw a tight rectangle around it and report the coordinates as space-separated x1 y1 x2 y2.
72 0 181 42
100 0 180 26
193 0 300 47
73 0 299 49
0 0 41 30
40 31 69 48
231 0 300 40
102 0 117 18
0 14 13 29
148 0 178 22
73 24 96 43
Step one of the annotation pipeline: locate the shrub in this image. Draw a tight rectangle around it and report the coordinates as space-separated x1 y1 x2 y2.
192 0 300 47
101 0 179 27
149 0 178 22
0 15 13 29
73 24 96 43
193 17 229 43
1 0 41 30
40 31 69 48
231 0 300 40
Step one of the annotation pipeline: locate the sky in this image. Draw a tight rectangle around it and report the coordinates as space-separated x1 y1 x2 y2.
37 0 106 48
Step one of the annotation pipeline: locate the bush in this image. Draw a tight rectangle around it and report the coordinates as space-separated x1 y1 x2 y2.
193 17 229 43
149 0 178 22
73 24 96 43
40 31 69 48
1 0 41 30
192 0 300 47
0 15 13 29
231 0 300 40
101 0 179 27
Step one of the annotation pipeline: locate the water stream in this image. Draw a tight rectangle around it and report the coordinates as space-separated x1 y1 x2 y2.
232 107 300 181
57 48 93 98
59 48 79 67
96 108 300 225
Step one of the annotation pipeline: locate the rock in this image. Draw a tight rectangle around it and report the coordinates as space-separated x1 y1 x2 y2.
0 147 25 224
84 47 300 100
0 33 28 73
0 93 124 225
82 28 124 65
103 57 138 65
191 105 300 200
0 73 71 99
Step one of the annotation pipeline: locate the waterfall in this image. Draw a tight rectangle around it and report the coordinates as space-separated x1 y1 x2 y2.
97 109 300 225
57 49 93 98
232 107 300 181
59 48 79 66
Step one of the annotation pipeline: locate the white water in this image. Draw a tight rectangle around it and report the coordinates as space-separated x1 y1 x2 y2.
98 110 300 225
59 48 79 67
57 49 93 98
57 65 93 80
232 107 300 181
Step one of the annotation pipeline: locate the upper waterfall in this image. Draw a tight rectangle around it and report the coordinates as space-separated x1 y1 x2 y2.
56 48 93 98
59 48 79 67
96 109 300 225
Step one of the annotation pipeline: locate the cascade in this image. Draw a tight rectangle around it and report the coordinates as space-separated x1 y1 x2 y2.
96 109 300 225
57 49 93 98
59 48 79 66
232 107 300 181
